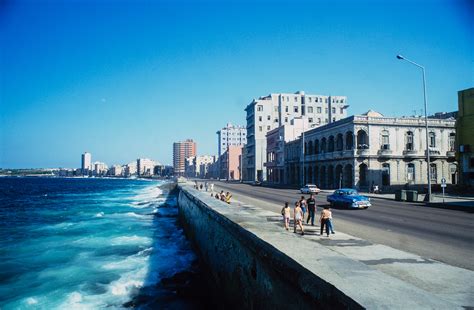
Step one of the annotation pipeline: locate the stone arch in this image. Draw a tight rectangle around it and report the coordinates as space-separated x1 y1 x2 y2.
314 165 319 186
336 133 344 151
328 136 335 152
359 163 368 187
357 130 368 149
344 164 353 188
328 165 335 189
314 139 319 154
308 165 313 184
308 141 313 155
320 166 327 188
346 131 354 150
321 138 327 153
335 164 343 188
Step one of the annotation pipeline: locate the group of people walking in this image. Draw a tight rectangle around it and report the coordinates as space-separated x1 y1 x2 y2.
194 181 232 204
281 194 335 237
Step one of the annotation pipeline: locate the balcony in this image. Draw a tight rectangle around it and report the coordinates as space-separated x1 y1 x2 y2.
446 150 455 158
377 148 393 157
426 149 442 158
356 148 370 157
403 149 418 157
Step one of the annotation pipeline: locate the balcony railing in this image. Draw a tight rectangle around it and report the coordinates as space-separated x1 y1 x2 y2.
446 150 455 157
377 148 393 157
403 149 418 156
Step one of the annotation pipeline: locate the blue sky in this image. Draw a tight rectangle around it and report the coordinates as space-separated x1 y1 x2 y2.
1 0 472 168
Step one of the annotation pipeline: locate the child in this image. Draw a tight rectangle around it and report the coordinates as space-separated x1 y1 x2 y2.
225 192 232 204
281 202 291 231
294 202 304 235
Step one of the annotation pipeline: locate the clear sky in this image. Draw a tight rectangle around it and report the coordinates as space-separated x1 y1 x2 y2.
1 0 472 168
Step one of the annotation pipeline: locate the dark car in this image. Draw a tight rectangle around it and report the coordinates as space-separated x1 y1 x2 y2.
327 189 371 209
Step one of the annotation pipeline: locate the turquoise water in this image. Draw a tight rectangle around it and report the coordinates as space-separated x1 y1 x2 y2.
0 177 198 309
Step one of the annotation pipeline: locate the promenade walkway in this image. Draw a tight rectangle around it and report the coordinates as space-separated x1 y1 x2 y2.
202 184 473 308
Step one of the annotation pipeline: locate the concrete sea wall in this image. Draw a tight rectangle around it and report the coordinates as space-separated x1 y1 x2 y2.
177 185 361 309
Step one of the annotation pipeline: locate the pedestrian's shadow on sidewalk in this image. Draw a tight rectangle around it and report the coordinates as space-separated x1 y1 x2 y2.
314 238 372 247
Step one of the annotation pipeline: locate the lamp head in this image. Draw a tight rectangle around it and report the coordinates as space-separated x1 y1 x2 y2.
396 55 404 60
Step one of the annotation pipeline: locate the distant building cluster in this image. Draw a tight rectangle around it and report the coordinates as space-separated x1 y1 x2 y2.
176 87 473 192
57 153 174 178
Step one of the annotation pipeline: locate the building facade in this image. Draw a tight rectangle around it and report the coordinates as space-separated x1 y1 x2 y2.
137 158 156 176
456 87 474 187
245 91 348 182
81 152 92 173
219 145 243 180
217 123 247 157
173 139 197 176
285 111 456 192
265 118 308 184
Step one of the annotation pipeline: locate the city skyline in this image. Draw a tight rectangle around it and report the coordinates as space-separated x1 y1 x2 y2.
1 0 472 168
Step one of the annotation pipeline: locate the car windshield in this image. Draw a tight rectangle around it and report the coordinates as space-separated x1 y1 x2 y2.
346 190 358 196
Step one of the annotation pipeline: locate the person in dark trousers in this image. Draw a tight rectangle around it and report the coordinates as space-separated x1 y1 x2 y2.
299 196 307 220
320 206 331 237
306 194 316 226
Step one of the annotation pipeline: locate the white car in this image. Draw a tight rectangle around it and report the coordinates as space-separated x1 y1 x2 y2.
300 184 321 194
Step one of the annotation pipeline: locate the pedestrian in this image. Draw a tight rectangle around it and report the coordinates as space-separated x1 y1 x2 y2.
280 202 291 231
299 196 307 219
320 206 331 237
210 183 214 194
199 184 203 191
215 193 220 200
225 192 232 204
327 206 335 234
205 182 208 192
293 202 305 235
220 191 226 201
306 194 316 226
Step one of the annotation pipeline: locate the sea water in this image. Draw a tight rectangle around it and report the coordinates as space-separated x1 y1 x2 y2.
0 177 204 309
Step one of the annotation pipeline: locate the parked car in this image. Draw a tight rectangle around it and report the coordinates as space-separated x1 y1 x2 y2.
327 189 371 209
300 184 321 194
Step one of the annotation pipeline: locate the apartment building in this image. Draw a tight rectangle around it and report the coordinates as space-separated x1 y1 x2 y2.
173 139 197 176
245 91 348 181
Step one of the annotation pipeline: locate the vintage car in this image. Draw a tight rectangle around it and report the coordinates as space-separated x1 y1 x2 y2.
300 184 321 194
327 189 371 209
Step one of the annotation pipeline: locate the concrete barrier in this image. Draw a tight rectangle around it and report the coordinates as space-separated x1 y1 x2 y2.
177 185 462 309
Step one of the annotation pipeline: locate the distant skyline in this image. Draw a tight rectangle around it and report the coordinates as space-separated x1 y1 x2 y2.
1 0 473 168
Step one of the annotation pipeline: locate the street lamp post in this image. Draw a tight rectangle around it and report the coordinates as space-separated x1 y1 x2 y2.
301 117 306 186
397 54 432 202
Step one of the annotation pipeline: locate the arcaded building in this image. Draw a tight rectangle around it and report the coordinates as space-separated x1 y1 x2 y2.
285 111 456 192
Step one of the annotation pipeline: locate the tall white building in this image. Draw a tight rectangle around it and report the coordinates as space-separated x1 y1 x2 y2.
217 123 247 157
93 162 108 176
81 152 92 173
245 91 349 181
137 158 156 176
184 155 216 178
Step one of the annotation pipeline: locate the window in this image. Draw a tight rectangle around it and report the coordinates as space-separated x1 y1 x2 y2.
317 107 321 113
430 164 437 182
285 106 289 112
406 131 414 151
285 117 288 122
267 125 270 130
340 108 344 114
332 107 336 114
325 98 328 103
294 106 298 113
318 118 321 123
267 115 271 120
308 118 313 123
429 132 436 148
325 108 328 114
257 105 263 111
325 118 328 123
382 164 390 186
259 126 263 132
294 96 297 102
307 107 313 113
381 130 390 149
274 106 278 112
449 133 455 151
407 163 415 182
332 117 336 122
258 116 262 121
308 97 312 103
274 119 278 123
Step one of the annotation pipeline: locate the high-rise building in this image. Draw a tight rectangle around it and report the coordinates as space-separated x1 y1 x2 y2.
137 158 156 176
93 162 108 176
173 139 197 176
81 152 92 173
216 123 247 157
245 91 349 181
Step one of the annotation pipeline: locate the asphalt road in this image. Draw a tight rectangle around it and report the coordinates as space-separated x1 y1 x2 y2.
211 181 474 270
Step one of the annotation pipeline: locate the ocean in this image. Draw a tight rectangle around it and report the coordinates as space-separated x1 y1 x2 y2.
0 177 210 309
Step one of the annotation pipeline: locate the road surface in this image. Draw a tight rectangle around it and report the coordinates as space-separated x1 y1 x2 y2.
211 181 474 270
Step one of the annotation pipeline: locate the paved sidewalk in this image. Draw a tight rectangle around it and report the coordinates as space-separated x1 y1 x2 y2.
187 185 473 309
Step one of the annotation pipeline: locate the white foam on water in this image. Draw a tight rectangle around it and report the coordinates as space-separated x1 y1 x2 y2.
26 297 38 305
95 212 104 217
130 186 163 208
110 235 152 246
